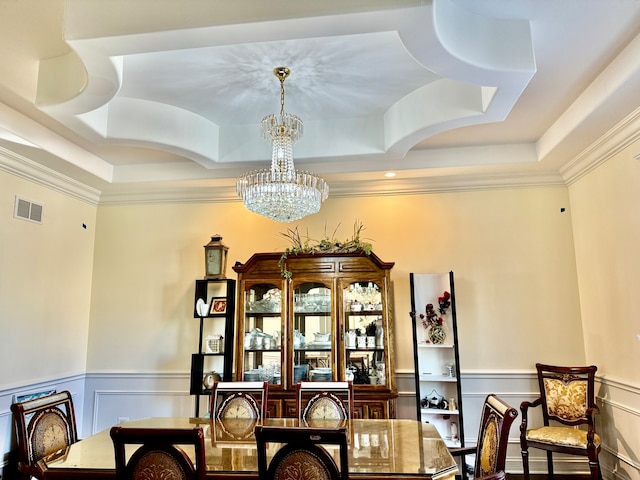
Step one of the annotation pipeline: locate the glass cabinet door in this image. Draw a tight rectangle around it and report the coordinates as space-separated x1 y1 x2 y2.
291 281 334 385
343 281 387 387
241 282 283 387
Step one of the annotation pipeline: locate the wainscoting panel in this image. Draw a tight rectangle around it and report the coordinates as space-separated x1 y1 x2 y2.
83 372 193 436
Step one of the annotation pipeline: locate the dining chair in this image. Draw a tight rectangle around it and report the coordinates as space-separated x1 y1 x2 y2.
255 425 349 480
110 426 206 480
10 390 78 480
296 381 353 424
520 363 601 480
449 394 518 480
210 381 269 420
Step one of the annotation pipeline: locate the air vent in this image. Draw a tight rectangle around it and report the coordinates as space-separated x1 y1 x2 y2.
14 196 43 224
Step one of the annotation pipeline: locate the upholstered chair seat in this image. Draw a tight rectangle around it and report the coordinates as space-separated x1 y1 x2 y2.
526 426 601 448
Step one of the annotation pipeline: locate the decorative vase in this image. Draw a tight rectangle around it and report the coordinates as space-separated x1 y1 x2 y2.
428 324 446 344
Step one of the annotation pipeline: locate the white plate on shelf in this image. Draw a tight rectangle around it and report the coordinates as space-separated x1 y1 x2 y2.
308 341 332 347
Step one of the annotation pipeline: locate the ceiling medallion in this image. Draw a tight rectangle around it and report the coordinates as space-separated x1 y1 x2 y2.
236 67 329 222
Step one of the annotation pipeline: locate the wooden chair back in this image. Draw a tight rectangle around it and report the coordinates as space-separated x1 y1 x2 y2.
295 381 353 424
211 381 269 420
536 363 598 426
255 425 349 480
472 394 518 478
110 426 206 480
450 394 518 479
11 390 78 480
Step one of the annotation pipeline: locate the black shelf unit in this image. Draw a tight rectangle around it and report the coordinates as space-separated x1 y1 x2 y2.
189 278 236 417
410 272 465 456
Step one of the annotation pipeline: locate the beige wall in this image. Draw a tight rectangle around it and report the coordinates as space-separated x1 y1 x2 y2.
0 164 96 387
569 136 640 478
87 186 585 373
569 138 640 385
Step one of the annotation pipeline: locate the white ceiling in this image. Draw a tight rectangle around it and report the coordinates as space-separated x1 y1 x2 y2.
1 0 639 202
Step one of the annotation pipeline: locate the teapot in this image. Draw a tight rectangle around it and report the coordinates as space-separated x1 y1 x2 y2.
202 371 221 390
293 330 305 348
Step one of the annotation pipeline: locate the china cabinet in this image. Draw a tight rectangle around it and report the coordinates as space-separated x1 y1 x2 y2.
189 278 236 417
233 252 396 418
409 272 465 448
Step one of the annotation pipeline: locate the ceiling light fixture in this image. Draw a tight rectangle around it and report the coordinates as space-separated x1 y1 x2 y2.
236 67 329 223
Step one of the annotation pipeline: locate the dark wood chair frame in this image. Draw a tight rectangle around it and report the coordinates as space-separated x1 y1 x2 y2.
255 425 349 480
210 380 269 420
11 390 78 480
520 363 601 480
295 381 354 422
110 426 206 480
450 394 518 480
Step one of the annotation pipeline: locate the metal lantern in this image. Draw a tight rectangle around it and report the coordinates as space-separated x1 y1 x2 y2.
204 235 229 279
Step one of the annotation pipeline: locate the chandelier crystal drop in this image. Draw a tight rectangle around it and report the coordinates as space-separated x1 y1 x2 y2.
236 67 329 223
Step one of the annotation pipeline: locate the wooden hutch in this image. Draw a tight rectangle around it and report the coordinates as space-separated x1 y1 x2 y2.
233 252 397 418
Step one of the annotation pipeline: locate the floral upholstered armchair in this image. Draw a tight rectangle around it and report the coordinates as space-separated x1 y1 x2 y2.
520 364 601 480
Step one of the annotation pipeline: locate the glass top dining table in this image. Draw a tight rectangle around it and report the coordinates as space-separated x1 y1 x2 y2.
38 417 459 480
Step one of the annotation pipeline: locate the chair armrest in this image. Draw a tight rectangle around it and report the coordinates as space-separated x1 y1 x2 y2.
586 405 599 420
449 446 476 458
478 470 506 480
520 397 542 440
520 397 542 415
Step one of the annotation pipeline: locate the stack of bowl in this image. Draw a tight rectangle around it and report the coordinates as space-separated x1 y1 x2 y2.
294 364 308 383
243 370 261 381
309 367 332 382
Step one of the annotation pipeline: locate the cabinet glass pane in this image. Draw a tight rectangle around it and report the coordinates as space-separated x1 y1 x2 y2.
292 282 333 382
242 283 282 386
343 281 387 386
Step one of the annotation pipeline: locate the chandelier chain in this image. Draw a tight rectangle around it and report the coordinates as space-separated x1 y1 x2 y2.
280 76 286 119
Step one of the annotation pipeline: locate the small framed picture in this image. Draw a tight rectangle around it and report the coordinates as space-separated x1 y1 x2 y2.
210 298 227 314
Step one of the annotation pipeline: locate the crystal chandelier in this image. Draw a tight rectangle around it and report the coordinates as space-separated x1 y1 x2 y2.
236 67 329 223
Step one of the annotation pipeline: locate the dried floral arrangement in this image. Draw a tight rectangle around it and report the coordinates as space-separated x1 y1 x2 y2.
278 220 373 279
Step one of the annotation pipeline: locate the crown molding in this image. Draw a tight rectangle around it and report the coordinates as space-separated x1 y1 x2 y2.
560 106 640 184
0 146 101 205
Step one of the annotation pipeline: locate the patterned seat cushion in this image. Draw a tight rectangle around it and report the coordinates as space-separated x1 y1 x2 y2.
526 426 601 448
